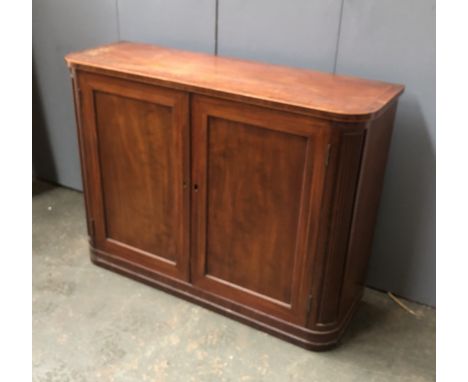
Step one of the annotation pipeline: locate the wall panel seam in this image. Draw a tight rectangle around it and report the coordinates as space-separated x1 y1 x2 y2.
214 0 219 55
115 0 121 41
333 0 345 74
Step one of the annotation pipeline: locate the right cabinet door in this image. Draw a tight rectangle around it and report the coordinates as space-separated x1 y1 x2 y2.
191 95 329 324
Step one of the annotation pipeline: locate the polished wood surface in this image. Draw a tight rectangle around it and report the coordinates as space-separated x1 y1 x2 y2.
66 42 404 350
65 42 404 122
191 95 328 324
77 72 190 280
339 103 398 319
96 93 176 260
205 118 304 303
314 128 366 326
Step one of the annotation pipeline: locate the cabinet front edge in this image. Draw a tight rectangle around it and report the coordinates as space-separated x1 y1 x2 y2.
67 64 402 124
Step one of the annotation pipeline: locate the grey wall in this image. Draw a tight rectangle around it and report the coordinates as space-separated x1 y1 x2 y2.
217 0 342 71
336 0 436 306
33 0 119 189
32 0 435 306
118 0 216 53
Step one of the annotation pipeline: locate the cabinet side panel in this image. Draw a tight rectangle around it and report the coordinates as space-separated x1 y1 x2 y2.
340 102 398 314
316 130 365 325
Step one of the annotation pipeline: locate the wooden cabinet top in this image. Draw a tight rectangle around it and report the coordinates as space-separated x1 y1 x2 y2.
65 42 404 122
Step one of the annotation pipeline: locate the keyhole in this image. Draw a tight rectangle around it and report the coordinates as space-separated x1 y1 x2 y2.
193 184 199 192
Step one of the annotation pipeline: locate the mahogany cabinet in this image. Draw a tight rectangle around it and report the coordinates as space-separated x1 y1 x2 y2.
65 42 404 350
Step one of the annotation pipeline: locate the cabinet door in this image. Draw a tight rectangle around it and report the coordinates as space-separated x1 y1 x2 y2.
77 72 190 281
191 96 329 324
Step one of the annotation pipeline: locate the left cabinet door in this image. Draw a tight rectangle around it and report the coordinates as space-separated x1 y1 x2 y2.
76 72 190 281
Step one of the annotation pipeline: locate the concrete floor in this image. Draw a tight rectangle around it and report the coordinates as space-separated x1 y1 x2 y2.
32 180 435 382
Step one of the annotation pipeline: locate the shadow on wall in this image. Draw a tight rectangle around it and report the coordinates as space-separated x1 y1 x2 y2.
33 57 57 188
366 93 436 306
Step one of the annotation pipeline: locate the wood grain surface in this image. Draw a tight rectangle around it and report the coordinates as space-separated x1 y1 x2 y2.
67 42 404 349
66 42 404 121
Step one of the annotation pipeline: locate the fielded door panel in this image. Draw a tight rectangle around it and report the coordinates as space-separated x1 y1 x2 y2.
77 72 190 281
191 95 329 324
